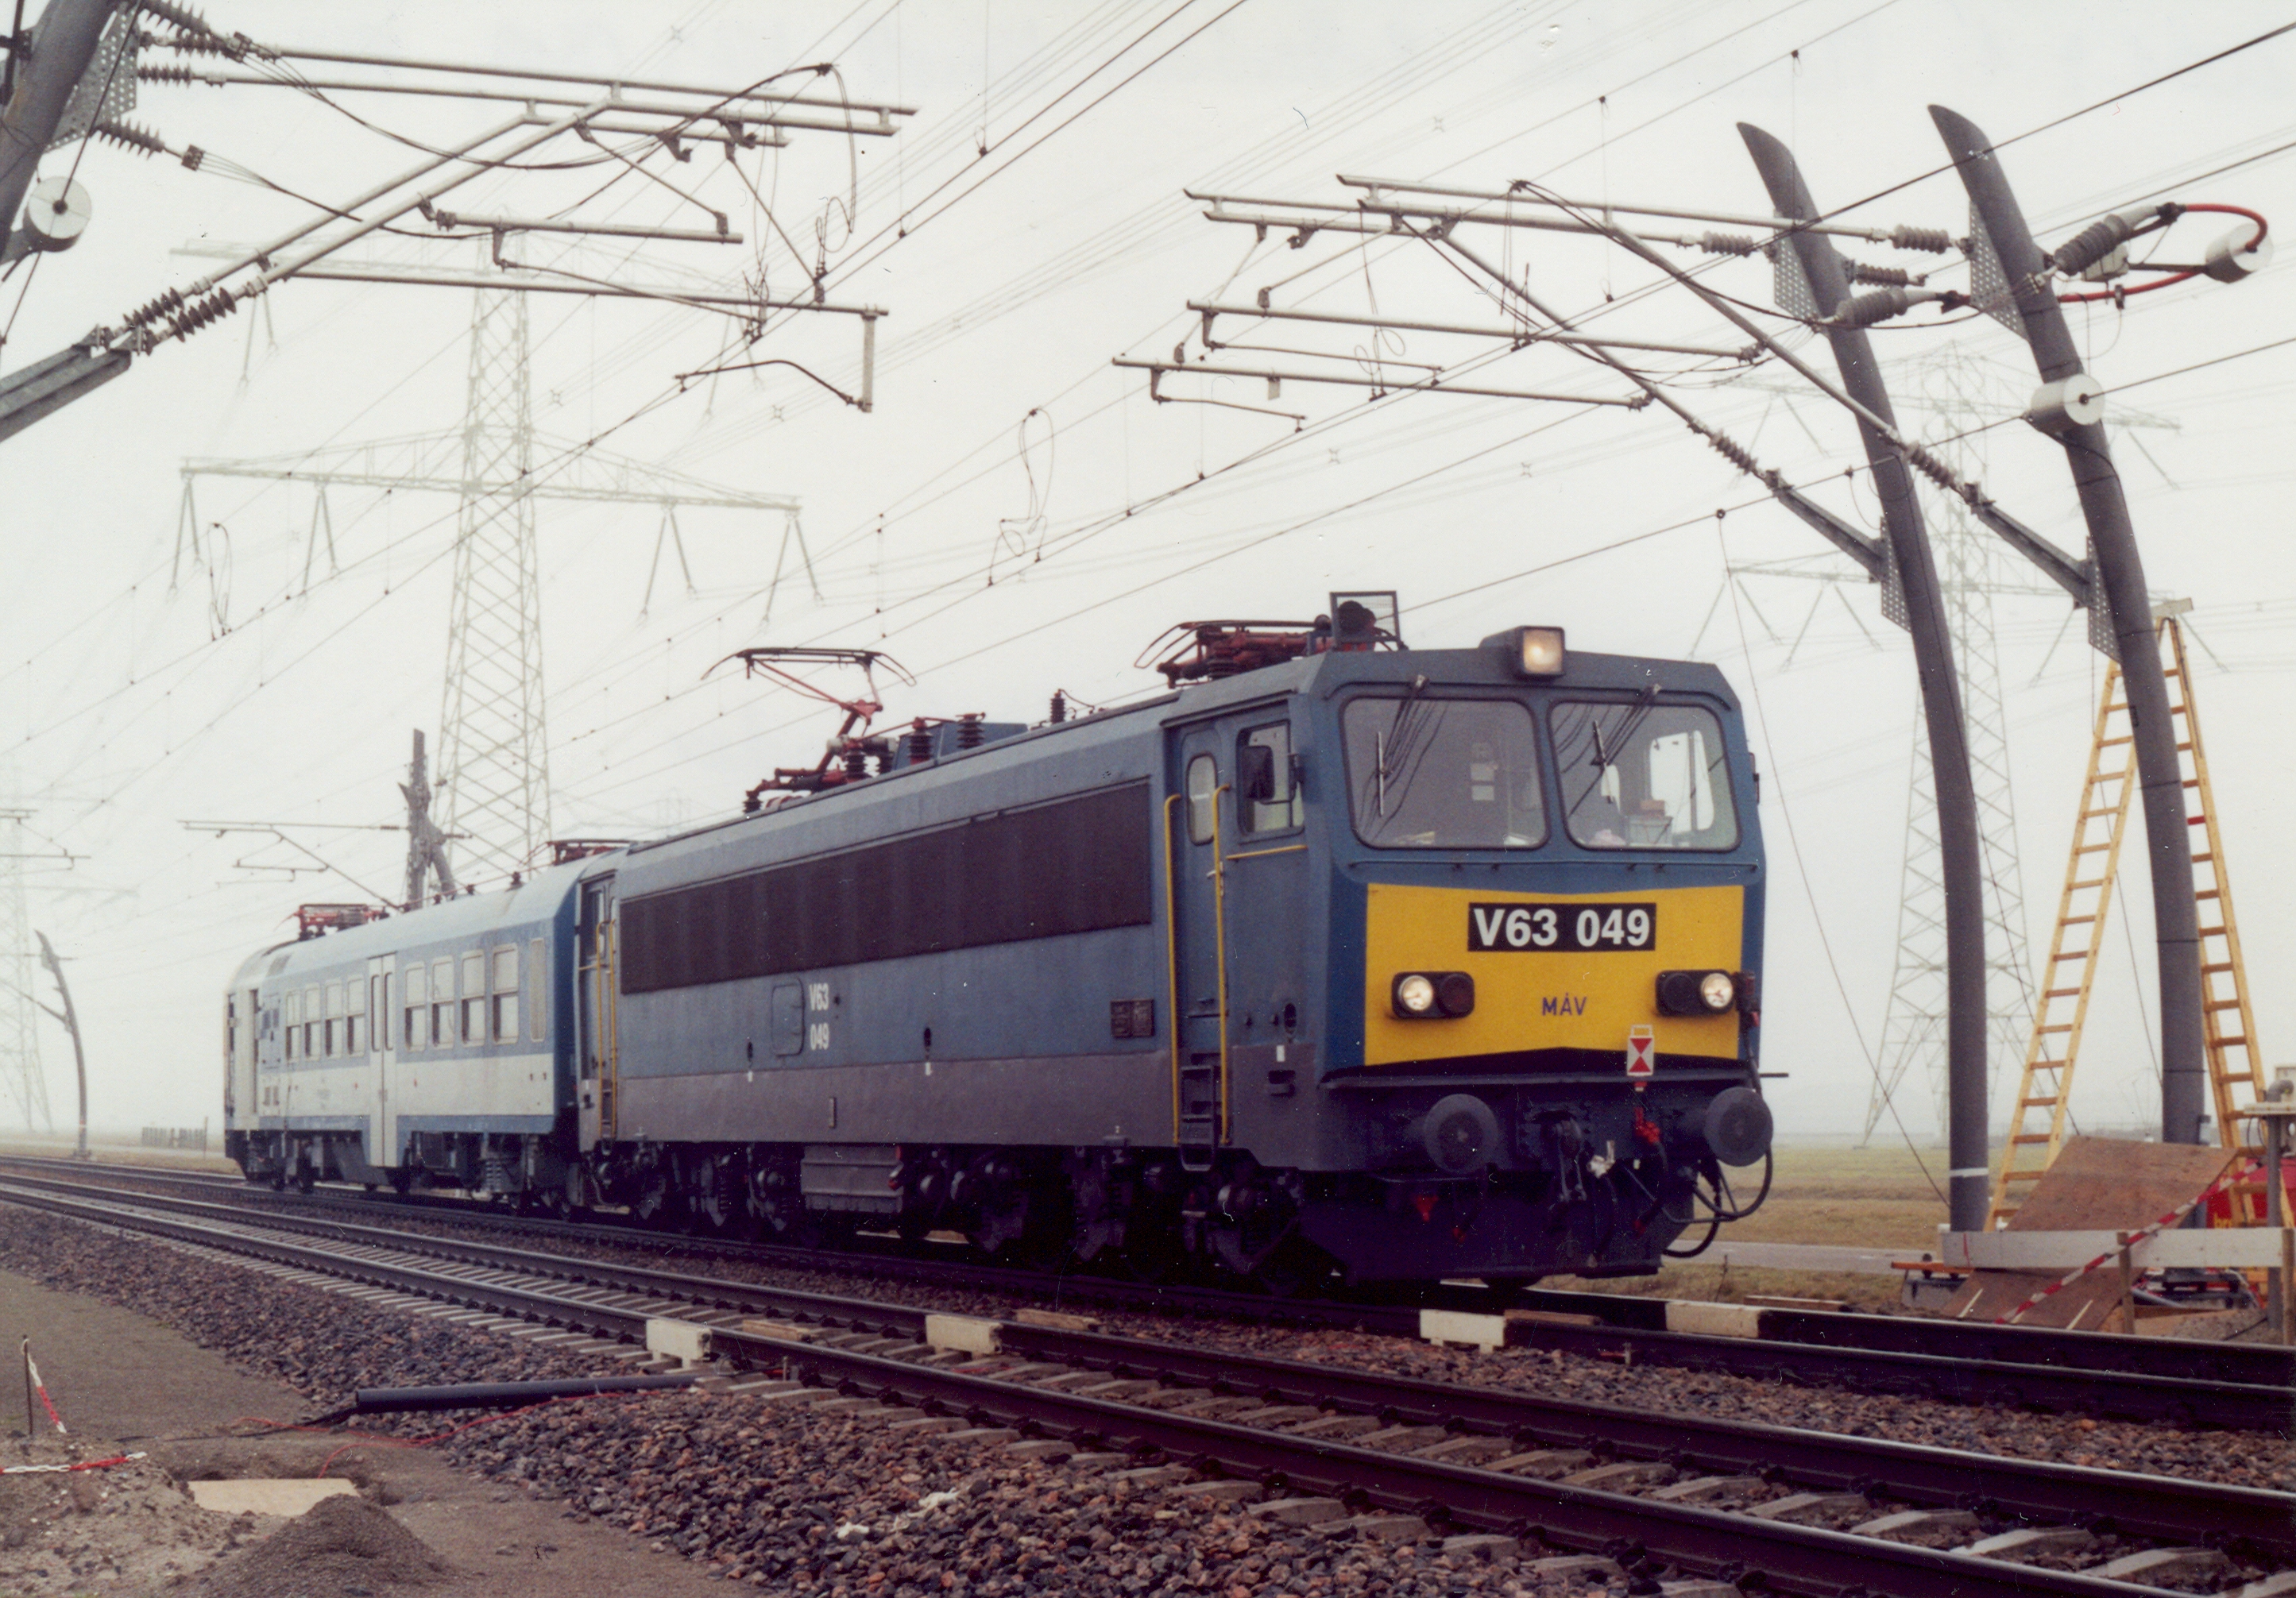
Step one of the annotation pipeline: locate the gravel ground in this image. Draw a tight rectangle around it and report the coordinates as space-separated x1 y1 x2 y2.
0 1207 1618 1596
108 1178 2294 1495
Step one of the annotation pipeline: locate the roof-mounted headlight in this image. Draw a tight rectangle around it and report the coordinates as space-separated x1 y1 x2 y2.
1507 625 1567 677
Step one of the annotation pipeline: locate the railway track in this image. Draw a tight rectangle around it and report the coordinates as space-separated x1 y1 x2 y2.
7 1154 2286 1426
2 1172 2289 1598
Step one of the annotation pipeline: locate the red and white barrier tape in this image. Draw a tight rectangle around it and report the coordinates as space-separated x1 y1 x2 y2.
1993 1160 2255 1326
2 1451 146 1476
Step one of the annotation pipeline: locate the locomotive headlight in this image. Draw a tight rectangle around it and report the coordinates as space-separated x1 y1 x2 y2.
1392 971 1475 1019
1656 969 1739 1017
1512 625 1567 677
1394 974 1438 1017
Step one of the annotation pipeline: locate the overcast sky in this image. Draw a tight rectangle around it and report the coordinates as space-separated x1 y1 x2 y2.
5 0 2293 1152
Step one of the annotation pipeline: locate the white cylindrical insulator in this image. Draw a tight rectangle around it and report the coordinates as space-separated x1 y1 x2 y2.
21 177 91 252
2205 226 2273 283
2025 373 2105 435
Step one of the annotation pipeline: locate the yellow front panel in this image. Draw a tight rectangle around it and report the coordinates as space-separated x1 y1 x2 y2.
1363 882 1744 1067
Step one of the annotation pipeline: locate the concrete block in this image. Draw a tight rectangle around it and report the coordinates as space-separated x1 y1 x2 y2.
1073 1378 1160 1400
1663 1301 1762 1339
2237 1574 2296 1597
187 1479 358 1518
1660 1581 1746 1598
1006 1438 1074 1461
924 1314 1003 1355
1171 1480 1260 1505
810 1396 887 1415
941 1426 1019 1444
870 1406 925 1422
1064 1451 1131 1470
1013 1307 1100 1332
1033 1370 1118 1390
1111 1465 1191 1489
1359 1424 1448 1452
1420 1307 1509 1351
1249 1496 1347 1527
645 1318 714 1367
1441 1533 1518 1563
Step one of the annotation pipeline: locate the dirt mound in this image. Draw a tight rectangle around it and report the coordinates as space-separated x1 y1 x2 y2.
179 1493 455 1598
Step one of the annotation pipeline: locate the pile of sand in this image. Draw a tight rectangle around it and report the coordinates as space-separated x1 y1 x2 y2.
176 1493 455 1598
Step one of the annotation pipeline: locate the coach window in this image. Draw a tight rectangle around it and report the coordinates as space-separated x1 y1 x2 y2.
305 986 322 1059
403 963 427 1051
431 959 454 1048
490 945 520 1042
1185 754 1218 845
1235 722 1301 836
461 951 485 1044
345 975 365 1056
528 937 547 1042
284 990 299 1060
1551 701 1737 851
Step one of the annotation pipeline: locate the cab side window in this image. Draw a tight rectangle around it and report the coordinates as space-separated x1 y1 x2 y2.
1185 754 1218 845
1236 722 1301 836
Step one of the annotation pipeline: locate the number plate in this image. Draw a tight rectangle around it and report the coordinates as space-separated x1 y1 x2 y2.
1467 901 1657 952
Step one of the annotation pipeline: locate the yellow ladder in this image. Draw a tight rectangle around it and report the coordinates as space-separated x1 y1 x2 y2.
1989 645 2139 1229
2167 616 2267 1212
1987 611 2263 1230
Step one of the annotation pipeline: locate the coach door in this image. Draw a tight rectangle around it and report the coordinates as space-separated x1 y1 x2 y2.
576 876 620 1144
366 954 397 1168
1166 721 1231 1169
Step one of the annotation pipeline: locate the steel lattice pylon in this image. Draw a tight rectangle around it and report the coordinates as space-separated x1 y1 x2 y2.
0 806 53 1133
1860 351 2041 1144
436 286 551 882
1863 485 2037 1144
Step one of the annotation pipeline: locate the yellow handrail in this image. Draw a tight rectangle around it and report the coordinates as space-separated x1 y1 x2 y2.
1225 843 1308 863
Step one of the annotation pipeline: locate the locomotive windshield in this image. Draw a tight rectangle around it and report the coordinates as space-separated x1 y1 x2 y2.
1342 697 1544 848
1551 700 1738 850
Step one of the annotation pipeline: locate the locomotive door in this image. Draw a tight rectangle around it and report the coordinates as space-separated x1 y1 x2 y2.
1166 722 1230 1169
366 954 397 1168
576 876 620 1145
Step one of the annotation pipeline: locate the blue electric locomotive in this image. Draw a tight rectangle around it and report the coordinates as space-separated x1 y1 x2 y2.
224 596 1772 1285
